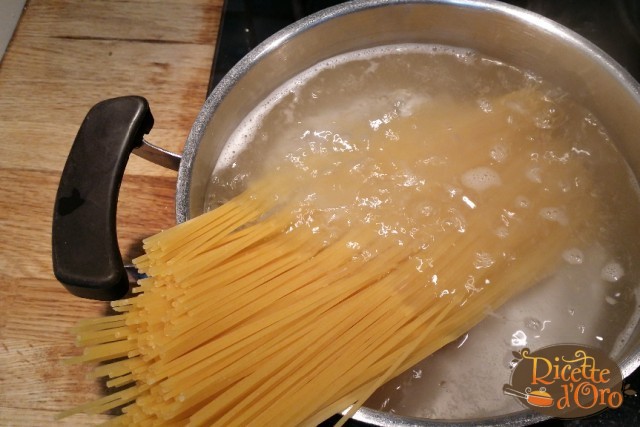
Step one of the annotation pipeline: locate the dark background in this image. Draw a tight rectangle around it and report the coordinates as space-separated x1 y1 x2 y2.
208 0 640 93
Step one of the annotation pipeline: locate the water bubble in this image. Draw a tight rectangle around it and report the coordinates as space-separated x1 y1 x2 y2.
421 205 435 217
477 98 493 113
474 252 495 269
534 106 560 130
495 227 509 239
396 94 428 117
515 196 530 208
526 167 542 183
562 248 584 265
385 129 400 141
558 179 572 193
605 296 618 306
511 330 527 346
490 143 508 163
346 241 360 250
369 118 383 131
465 276 480 293
601 262 624 282
535 115 553 129
544 150 570 164
461 167 501 191
539 207 569 226
439 208 467 233
525 317 542 331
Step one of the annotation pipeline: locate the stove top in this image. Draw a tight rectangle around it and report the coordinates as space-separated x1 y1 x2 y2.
208 1 640 425
208 0 640 94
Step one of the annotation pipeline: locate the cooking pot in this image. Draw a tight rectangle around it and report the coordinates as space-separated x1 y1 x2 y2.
52 0 640 425
502 387 554 409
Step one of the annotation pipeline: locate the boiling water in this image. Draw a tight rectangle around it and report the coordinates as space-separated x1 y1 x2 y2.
205 44 640 419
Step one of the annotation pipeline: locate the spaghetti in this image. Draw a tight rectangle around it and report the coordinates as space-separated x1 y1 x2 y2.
61 87 595 426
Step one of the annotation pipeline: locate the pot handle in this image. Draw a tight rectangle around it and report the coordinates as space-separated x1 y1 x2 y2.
52 96 154 301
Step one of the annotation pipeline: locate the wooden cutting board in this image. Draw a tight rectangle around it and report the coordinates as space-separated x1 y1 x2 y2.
0 1 222 425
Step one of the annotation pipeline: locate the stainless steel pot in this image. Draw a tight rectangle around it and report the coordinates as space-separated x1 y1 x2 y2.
53 0 640 425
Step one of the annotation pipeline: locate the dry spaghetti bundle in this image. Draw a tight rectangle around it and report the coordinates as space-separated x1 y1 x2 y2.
61 88 596 426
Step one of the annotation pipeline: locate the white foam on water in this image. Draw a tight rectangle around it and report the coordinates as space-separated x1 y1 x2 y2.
562 248 584 265
515 195 530 209
539 206 569 226
601 261 625 282
526 166 543 183
460 167 501 191
214 44 476 174
490 142 508 163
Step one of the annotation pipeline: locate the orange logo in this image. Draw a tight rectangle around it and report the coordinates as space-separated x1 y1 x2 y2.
503 345 630 418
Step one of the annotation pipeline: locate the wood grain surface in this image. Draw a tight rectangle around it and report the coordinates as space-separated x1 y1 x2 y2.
0 1 222 425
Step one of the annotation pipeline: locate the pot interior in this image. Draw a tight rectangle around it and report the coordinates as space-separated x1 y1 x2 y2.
178 0 640 424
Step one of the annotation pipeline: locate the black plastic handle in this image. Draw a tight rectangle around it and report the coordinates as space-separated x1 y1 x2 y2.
52 96 154 300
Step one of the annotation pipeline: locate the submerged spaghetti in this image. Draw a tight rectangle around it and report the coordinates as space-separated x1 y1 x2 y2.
61 48 618 426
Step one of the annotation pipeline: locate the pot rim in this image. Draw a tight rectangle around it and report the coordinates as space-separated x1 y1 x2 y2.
176 0 640 425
